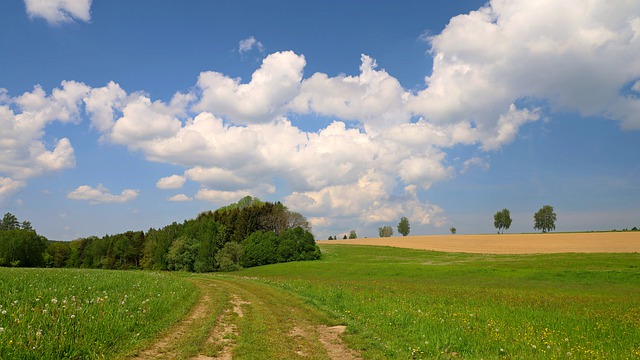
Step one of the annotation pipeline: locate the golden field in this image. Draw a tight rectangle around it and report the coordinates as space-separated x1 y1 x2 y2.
323 231 640 254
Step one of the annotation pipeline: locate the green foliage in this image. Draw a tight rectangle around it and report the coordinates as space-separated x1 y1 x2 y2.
494 208 513 234
348 230 357 239
378 225 393 237
166 236 199 271
241 227 320 268
534 205 557 233
450 226 457 234
0 229 48 267
215 242 243 272
0 212 20 231
397 216 410 236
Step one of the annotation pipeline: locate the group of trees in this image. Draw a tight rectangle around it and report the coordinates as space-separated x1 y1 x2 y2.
2 197 321 271
0 213 48 267
377 216 411 238
492 205 558 234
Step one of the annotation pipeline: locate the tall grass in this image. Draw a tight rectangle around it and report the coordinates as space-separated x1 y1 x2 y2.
0 268 197 359
238 245 640 359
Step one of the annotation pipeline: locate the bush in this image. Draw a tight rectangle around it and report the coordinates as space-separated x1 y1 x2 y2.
215 242 243 272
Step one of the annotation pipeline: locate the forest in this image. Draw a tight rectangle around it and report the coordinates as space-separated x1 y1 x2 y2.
0 196 321 271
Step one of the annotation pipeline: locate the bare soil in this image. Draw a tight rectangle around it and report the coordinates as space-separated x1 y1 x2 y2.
323 232 640 254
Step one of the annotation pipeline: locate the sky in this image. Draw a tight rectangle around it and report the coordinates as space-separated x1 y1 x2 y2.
1 0 640 241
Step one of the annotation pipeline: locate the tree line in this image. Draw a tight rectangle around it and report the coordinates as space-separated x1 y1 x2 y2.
1 197 321 271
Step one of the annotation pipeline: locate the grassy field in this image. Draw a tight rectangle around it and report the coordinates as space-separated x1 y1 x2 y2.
237 244 640 359
0 268 197 359
1 241 639 359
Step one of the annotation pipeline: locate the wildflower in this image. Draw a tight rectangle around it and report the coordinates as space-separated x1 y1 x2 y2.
532 345 537 349
1 310 6 315
51 298 58 304
0 327 4 332
36 330 42 339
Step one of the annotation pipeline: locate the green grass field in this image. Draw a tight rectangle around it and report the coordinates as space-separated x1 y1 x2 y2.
0 268 197 359
238 244 640 359
1 244 639 359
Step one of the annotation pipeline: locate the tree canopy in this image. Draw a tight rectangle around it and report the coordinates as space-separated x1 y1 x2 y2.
378 225 393 237
494 209 513 234
534 205 557 233
397 217 410 236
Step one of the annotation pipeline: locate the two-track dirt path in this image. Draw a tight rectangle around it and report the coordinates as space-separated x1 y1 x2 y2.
128 276 361 360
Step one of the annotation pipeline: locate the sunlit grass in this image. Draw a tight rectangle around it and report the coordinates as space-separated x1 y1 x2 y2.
0 268 197 359
238 244 640 359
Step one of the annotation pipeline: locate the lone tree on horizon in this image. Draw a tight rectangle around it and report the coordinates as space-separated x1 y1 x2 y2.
534 205 557 233
397 217 410 236
493 208 513 234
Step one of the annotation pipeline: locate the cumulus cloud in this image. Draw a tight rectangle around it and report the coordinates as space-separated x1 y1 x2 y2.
238 36 264 55
0 177 26 200
167 194 192 202
193 51 305 124
410 0 640 143
24 0 92 25
289 54 411 133
156 175 186 189
0 81 87 180
67 184 138 204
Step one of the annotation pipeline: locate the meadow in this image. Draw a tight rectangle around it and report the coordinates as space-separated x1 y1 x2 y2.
1 239 639 359
0 268 197 359
239 244 640 359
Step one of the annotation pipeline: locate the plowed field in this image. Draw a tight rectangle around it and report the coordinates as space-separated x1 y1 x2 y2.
324 231 640 254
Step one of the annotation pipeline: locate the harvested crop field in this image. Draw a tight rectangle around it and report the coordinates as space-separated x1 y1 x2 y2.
323 231 640 254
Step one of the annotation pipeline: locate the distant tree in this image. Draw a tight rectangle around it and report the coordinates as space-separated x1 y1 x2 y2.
534 205 557 233
378 225 393 238
348 230 357 239
1 213 20 231
0 229 48 267
21 221 33 231
493 209 513 234
397 217 410 236
327 236 334 240
342 234 347 239
632 226 638 231
450 227 457 235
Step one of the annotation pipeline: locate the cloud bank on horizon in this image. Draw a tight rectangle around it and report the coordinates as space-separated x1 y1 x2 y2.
2 0 640 237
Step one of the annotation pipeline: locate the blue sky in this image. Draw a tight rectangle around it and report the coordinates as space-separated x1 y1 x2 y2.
1 0 639 240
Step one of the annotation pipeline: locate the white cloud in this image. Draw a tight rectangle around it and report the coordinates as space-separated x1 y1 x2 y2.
461 157 490 174
238 36 264 54
156 175 186 189
0 81 87 179
409 0 640 141
289 54 411 133
67 184 138 204
167 194 192 202
24 0 92 25
0 177 25 200
193 51 305 124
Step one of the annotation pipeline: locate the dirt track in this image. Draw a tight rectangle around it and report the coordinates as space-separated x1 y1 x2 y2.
322 232 640 254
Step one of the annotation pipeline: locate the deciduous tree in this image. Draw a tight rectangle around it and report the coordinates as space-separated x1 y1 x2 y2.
397 217 410 236
534 205 557 233
494 209 513 234
378 225 393 237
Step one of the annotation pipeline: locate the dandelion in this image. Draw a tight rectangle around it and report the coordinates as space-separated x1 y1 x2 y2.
532 345 537 349
51 298 58 304
0 327 4 332
36 330 42 339
1 310 6 315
